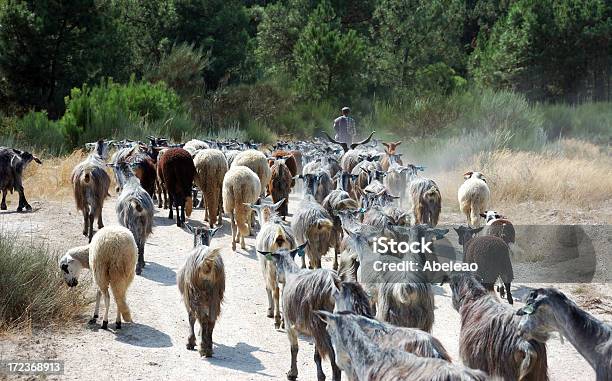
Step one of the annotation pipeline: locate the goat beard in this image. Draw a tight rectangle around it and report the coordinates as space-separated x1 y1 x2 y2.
185 196 193 217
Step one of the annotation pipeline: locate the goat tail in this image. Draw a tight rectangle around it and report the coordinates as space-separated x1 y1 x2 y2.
315 218 333 231
110 281 132 322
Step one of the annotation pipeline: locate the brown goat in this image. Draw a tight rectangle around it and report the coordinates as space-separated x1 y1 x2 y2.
380 141 403 171
271 150 298 186
450 273 548 381
268 158 292 219
158 148 195 227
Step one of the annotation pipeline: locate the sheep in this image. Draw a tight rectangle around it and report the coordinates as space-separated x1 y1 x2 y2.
71 140 111 241
321 189 360 270
183 139 209 157
315 310 489 381
158 147 195 227
252 199 296 329
177 242 224 357
0 147 42 212
59 226 137 330
268 158 292 219
454 225 514 304
193 149 228 228
449 272 548 381
458 171 490 228
114 162 155 275
259 243 342 381
517 288 611 380
222 165 261 251
480 210 523 259
291 196 334 269
232 149 271 198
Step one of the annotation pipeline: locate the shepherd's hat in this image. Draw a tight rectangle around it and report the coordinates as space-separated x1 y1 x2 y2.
341 106 350 112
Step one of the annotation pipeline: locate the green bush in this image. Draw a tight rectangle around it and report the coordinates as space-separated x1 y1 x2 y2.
0 112 66 155
60 78 186 147
0 231 91 330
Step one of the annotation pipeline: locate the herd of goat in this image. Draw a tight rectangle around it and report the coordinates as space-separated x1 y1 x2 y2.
1 134 611 381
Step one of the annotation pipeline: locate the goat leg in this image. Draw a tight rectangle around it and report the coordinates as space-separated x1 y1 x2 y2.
17 186 31 211
97 208 104 230
199 320 213 357
88 212 95 243
136 245 145 275
505 283 513 304
101 288 110 330
1 189 7 210
273 285 282 329
327 335 342 381
186 312 196 350
168 195 174 220
314 350 326 381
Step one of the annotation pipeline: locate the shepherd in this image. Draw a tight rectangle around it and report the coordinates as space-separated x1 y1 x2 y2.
333 106 356 145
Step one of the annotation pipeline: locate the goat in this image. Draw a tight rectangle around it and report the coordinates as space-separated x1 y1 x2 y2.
0 147 42 212
517 288 611 380
158 147 195 227
323 131 375 173
114 162 155 275
450 272 548 380
259 243 342 381
71 140 111 241
315 310 489 381
322 189 359 270
290 196 334 269
223 165 261 250
455 225 514 304
252 199 296 329
268 157 292 219
177 243 224 357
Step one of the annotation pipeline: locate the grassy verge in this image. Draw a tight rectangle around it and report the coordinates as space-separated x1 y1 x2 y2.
0 230 91 333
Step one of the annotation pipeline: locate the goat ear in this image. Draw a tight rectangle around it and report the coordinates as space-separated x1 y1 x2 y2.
184 223 194 234
271 198 285 211
432 228 449 239
60 263 69 273
292 241 308 258
395 141 402 146
463 171 473 179
480 213 487 218
472 227 484 234
210 227 221 237
382 142 389 148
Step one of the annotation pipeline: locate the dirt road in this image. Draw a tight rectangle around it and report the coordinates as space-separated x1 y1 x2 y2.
0 191 607 380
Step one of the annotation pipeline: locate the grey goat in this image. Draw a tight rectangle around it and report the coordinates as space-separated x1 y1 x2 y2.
115 162 155 275
290 195 334 269
450 272 548 381
259 243 342 381
315 310 489 381
517 288 611 381
71 140 111 242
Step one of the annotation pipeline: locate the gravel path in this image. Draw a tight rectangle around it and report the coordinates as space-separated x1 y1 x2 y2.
0 191 608 380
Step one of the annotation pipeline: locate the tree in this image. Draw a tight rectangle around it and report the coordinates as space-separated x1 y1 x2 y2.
292 1 366 101
371 0 467 94
0 0 131 117
470 0 611 102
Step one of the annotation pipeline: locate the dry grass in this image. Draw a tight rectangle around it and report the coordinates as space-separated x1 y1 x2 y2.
0 230 91 334
21 150 88 201
434 139 612 208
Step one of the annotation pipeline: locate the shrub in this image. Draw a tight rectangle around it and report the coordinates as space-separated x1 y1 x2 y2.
60 78 185 147
0 231 91 331
0 111 66 155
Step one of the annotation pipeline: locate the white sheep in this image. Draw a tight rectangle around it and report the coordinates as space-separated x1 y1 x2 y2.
183 139 210 157
231 149 271 198
59 226 137 330
194 149 228 228
458 171 490 228
223 165 261 251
